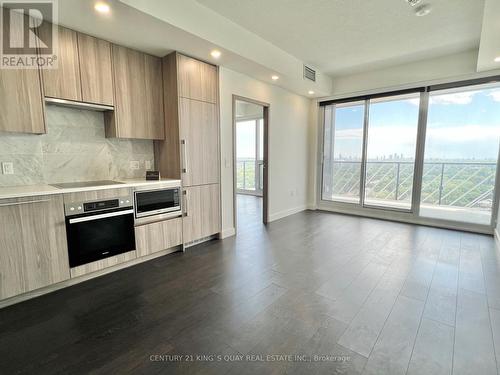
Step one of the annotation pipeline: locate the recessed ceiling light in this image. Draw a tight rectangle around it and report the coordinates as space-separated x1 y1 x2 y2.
210 50 221 59
94 2 110 14
495 56 500 63
414 4 431 16
308 90 315 95
271 75 279 80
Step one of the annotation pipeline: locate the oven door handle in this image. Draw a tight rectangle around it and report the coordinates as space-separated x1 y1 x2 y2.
68 209 134 224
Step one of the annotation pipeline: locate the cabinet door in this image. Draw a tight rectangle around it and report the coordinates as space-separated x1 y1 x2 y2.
0 195 70 299
179 98 219 186
41 25 82 101
77 33 113 105
183 184 220 243
177 54 217 103
135 218 183 257
107 45 164 140
0 64 45 135
0 15 45 134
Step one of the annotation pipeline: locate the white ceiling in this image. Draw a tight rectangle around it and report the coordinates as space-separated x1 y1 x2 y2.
196 0 485 76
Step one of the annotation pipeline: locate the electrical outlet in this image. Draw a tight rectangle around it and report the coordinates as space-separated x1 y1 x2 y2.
145 160 152 170
290 189 296 197
2 162 14 175
129 161 140 170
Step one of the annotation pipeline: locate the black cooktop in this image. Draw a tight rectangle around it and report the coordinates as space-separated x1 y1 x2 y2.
50 180 124 189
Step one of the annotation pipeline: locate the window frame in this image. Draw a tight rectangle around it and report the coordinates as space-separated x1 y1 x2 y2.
317 76 500 234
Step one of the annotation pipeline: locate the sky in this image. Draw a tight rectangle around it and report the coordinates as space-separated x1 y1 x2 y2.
328 86 500 161
236 119 264 159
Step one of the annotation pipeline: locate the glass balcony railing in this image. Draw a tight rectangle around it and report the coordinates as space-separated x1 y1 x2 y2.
237 158 264 191
322 160 496 224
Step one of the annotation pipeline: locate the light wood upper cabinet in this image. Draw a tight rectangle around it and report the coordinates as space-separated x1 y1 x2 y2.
105 44 164 140
40 25 82 101
0 195 70 300
77 33 113 106
183 184 220 243
0 14 45 134
179 98 219 186
177 54 218 103
0 59 45 135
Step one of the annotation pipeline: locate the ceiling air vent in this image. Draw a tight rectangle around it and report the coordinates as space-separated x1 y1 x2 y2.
303 65 316 82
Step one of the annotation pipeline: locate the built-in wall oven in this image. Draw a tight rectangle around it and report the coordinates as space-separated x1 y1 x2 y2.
65 195 136 268
134 186 181 221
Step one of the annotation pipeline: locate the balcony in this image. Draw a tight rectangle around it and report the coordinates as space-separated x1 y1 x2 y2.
237 158 264 193
322 160 496 225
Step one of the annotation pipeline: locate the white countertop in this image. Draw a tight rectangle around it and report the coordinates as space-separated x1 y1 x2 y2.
0 178 182 200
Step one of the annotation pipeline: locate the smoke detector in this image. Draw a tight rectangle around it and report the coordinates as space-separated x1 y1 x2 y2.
406 0 422 6
414 4 432 16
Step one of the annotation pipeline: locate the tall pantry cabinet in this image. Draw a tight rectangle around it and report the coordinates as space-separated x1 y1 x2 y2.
155 53 221 244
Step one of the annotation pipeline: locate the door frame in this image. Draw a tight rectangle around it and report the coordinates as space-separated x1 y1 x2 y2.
232 95 270 232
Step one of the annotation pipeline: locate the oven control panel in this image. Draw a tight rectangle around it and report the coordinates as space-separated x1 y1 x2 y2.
64 195 133 217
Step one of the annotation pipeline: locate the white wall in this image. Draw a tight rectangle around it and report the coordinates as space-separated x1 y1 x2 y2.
328 50 500 98
219 67 313 237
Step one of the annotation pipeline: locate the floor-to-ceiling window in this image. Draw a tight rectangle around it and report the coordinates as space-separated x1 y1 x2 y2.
319 79 500 232
322 101 365 203
419 84 500 225
364 94 420 210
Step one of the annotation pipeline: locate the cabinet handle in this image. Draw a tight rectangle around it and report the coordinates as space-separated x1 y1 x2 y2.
181 139 188 174
183 190 189 217
0 198 51 207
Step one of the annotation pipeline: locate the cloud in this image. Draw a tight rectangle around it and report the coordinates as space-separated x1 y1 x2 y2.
427 124 500 143
489 90 500 102
430 91 479 105
405 92 476 106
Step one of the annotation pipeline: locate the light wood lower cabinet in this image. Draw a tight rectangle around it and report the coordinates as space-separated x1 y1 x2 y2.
183 184 220 243
135 218 183 257
70 251 137 278
0 195 70 300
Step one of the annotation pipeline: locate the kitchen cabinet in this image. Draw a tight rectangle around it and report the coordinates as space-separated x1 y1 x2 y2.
0 15 45 134
135 217 183 257
179 98 219 186
0 60 45 135
0 195 70 300
155 52 221 244
177 54 218 103
105 44 164 140
183 184 220 243
77 33 114 106
40 25 82 101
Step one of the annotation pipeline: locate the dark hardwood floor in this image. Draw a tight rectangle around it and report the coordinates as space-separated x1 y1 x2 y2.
1 195 500 374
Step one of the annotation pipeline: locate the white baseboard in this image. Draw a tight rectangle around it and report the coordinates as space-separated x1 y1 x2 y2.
220 227 236 239
268 204 308 222
306 203 317 210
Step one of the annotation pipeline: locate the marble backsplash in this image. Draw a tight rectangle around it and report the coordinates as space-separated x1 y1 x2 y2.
0 105 154 186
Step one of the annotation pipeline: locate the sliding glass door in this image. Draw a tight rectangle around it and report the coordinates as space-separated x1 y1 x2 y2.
419 84 500 225
322 101 365 203
364 94 420 210
319 79 500 231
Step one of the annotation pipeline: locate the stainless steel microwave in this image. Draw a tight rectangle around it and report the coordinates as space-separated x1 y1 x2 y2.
134 186 181 219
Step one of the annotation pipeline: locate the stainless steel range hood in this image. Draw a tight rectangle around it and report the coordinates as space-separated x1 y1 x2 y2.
44 97 114 112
